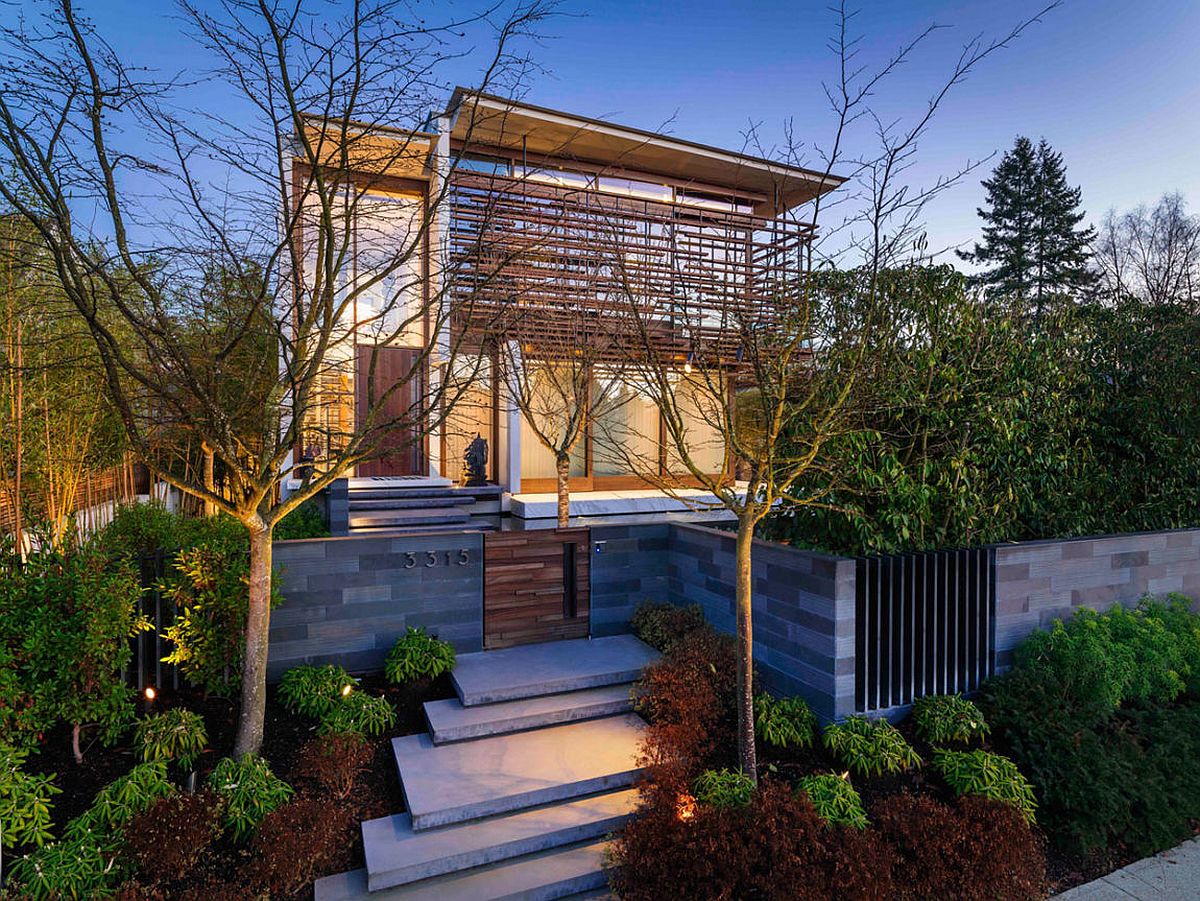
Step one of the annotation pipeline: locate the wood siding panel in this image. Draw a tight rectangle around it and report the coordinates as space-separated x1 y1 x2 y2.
483 528 590 648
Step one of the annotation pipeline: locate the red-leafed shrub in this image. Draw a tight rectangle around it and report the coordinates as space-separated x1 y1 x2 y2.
292 731 372 799
610 780 896 901
123 791 224 884
633 628 740 789
243 796 353 895
177 880 258 901
872 792 1046 900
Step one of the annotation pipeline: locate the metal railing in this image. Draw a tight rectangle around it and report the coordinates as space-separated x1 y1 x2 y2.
125 550 181 693
855 547 995 713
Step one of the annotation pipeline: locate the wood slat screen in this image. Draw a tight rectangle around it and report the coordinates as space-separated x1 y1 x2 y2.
447 172 815 362
483 527 590 648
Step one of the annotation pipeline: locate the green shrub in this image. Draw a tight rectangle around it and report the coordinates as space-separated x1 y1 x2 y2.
692 768 755 809
207 754 294 841
385 627 456 684
318 690 396 737
161 519 282 696
134 709 208 771
0 743 60 849
754 693 816 750
277 664 359 720
7 834 120 900
933 748 1037 825
796 772 868 829
630 602 707 653
66 761 175 841
98 501 187 556
912 694 990 745
274 499 329 541
822 716 922 778
0 545 148 759
1013 600 1194 712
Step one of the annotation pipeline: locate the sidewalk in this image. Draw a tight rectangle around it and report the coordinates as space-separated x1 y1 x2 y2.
1054 837 1200 899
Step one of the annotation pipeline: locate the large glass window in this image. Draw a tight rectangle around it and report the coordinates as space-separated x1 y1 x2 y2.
443 353 494 484
592 369 659 477
667 374 727 476
517 362 587 481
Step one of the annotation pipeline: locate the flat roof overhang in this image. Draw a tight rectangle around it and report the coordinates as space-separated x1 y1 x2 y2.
446 88 845 216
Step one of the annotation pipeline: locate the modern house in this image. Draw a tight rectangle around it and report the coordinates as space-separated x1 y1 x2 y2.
288 90 843 531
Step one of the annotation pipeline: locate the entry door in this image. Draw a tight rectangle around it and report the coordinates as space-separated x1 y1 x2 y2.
483 528 590 648
356 345 425 477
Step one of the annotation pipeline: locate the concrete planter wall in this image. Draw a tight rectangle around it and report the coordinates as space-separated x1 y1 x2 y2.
266 521 1200 718
269 531 484 680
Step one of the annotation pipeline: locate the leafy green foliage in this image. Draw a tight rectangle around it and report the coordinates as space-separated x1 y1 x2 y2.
0 545 147 756
277 664 359 720
160 516 282 696
753 692 816 749
0 743 60 848
385 627 456 684
796 773 868 829
318 690 396 737
822 716 922 778
7 834 121 900
692 768 755 809
274 499 330 540
933 749 1037 824
982 604 1200 856
97 501 189 556
912 694 990 746
630 602 707 653
134 709 208 771
207 754 294 841
1013 598 1197 711
66 761 175 841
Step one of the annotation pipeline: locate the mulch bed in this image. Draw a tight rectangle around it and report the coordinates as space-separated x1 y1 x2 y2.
23 672 455 900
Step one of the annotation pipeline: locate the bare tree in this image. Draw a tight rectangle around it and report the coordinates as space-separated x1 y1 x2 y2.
601 3 1058 781
0 0 549 755
1093 193 1200 309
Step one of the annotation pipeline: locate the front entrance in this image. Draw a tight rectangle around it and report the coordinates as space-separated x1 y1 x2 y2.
356 344 425 477
483 528 590 649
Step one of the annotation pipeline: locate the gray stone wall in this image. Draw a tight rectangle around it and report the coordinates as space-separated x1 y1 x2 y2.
268 531 483 679
588 523 671 637
667 523 856 722
994 529 1200 667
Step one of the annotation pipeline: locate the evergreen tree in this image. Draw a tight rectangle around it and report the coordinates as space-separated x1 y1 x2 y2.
960 137 1095 313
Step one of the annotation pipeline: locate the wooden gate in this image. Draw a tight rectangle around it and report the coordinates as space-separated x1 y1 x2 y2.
483 528 590 649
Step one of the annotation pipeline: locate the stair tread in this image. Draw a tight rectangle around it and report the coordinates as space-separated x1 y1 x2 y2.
349 497 478 510
452 635 660 707
425 685 633 744
316 840 611 901
395 715 646 831
363 789 636 891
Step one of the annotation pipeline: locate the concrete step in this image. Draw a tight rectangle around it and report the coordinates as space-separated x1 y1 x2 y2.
451 635 660 707
314 840 611 901
349 508 473 529
425 685 633 744
362 789 636 891
348 486 500 501
350 522 496 536
349 496 478 511
394 715 646 831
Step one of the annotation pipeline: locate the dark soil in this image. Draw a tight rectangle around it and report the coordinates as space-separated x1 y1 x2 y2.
22 671 455 900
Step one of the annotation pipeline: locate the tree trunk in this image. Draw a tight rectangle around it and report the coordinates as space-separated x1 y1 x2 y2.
555 454 570 529
233 517 273 757
71 723 82 764
202 445 217 517
734 514 757 783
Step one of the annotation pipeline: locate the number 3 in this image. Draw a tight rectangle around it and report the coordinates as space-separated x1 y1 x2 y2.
403 552 416 569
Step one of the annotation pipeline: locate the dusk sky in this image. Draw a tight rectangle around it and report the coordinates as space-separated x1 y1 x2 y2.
30 0 1200 260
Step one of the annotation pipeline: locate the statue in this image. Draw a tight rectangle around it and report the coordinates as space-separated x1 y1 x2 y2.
463 433 488 486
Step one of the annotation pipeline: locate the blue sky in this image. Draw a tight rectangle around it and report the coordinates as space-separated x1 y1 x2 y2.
30 0 1200 259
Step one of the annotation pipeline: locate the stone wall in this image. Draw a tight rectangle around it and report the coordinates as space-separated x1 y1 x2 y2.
666 523 856 722
994 528 1200 667
268 531 483 679
588 523 671 637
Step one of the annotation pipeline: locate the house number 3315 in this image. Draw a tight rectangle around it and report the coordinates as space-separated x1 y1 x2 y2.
402 549 470 568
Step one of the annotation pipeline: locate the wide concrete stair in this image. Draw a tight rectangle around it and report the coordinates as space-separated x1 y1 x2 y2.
314 635 660 900
347 483 502 534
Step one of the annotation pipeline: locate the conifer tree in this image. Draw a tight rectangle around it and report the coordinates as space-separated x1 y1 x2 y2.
961 136 1094 313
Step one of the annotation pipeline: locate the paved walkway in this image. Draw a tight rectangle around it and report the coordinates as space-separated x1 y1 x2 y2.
1054 837 1200 899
